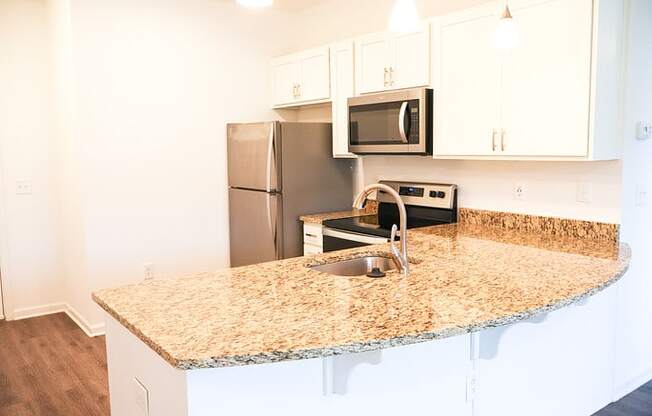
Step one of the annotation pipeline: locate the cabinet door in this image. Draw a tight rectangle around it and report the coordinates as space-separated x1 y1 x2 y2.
355 34 392 94
433 8 503 156
393 26 430 90
271 57 298 106
501 0 592 157
330 42 356 158
298 47 330 103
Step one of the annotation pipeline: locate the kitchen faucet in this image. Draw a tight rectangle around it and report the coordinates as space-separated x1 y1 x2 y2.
353 183 409 275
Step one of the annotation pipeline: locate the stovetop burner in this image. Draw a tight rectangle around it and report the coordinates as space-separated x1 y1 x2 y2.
323 214 451 238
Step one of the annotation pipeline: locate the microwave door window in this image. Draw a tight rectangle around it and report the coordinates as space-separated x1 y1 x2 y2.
349 102 403 145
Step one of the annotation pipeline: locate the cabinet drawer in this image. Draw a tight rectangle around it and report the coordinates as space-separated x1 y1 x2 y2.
303 224 323 246
303 244 323 255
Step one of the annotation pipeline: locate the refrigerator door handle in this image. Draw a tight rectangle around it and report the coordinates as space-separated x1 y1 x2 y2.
266 124 275 193
266 193 278 259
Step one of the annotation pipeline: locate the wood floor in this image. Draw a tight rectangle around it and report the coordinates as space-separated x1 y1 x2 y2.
594 381 652 416
0 313 650 416
0 313 109 416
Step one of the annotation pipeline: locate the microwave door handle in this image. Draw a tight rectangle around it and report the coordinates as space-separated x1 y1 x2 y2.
398 101 409 143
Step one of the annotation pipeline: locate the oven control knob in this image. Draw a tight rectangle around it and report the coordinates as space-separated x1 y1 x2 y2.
437 191 446 199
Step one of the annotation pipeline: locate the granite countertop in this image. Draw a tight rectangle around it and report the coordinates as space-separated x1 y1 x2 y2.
93 222 630 370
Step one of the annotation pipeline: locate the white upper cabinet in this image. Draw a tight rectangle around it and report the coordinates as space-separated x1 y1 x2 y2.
271 56 299 107
355 26 430 94
434 6 503 156
271 47 330 108
501 0 593 157
432 0 625 160
330 41 357 158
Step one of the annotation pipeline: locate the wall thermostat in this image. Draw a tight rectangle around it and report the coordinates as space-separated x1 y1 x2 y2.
637 121 652 140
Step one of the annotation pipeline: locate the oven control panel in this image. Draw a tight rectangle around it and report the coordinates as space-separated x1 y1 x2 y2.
377 181 457 210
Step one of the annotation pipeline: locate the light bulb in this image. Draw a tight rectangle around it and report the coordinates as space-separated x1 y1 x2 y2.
236 0 273 8
389 0 420 34
494 5 520 50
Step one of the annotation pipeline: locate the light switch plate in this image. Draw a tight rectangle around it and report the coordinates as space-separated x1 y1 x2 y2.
576 182 593 203
133 377 149 416
636 184 647 208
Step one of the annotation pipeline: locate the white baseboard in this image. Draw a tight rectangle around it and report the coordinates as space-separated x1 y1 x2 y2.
13 303 67 320
11 302 105 337
613 367 652 402
64 303 105 337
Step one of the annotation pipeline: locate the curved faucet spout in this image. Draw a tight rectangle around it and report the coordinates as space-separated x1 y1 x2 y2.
353 183 409 275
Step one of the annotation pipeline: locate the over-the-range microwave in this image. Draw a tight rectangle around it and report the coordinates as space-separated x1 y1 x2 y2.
348 87 433 155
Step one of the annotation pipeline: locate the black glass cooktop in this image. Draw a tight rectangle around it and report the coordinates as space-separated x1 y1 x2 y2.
323 214 450 239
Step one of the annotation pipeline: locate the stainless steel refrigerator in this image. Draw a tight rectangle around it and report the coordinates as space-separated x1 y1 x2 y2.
227 122 353 267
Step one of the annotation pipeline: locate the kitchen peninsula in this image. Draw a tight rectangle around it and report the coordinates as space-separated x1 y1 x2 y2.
94 214 630 416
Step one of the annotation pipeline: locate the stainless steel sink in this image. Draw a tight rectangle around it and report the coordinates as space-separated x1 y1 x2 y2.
309 256 398 277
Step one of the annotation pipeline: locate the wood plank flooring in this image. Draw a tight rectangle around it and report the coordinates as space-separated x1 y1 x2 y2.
0 313 109 416
594 381 652 416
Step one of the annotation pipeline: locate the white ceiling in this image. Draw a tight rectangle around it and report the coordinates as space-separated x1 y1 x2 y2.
226 0 329 12
274 0 329 12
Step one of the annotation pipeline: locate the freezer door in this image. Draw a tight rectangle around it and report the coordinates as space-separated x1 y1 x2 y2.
227 122 280 192
229 188 282 267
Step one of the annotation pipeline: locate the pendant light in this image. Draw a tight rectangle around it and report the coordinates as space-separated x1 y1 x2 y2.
494 1 520 50
389 0 421 34
236 0 273 8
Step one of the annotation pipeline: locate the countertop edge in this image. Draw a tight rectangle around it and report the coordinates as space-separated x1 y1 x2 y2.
93 244 631 371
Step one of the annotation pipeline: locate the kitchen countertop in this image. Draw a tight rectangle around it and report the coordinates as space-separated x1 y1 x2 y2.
93 222 630 370
300 200 378 225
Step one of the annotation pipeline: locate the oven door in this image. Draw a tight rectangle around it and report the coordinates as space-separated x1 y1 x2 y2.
348 88 429 154
322 228 390 253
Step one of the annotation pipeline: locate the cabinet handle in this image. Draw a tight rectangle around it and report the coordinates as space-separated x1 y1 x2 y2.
297 84 301 98
500 129 506 151
305 233 318 238
389 67 395 86
292 84 297 98
492 129 498 152
383 68 389 87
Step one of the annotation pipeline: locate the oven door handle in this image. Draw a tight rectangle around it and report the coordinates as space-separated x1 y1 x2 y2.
398 101 409 144
323 228 390 245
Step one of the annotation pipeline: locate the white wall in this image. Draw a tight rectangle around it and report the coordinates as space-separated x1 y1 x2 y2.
0 0 64 319
45 0 296 329
289 0 623 224
613 0 652 398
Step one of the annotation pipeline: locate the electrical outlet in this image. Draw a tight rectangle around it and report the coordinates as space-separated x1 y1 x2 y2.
143 263 154 280
15 180 32 195
636 121 652 140
513 184 526 201
576 182 593 203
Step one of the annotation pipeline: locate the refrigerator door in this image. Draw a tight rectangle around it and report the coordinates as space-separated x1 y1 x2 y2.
227 122 280 192
228 188 283 267
278 122 354 259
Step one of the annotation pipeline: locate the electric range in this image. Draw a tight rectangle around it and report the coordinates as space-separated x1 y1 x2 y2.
321 181 458 253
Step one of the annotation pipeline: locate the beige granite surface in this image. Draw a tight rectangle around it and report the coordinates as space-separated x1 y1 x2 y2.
459 208 619 242
93 223 630 370
300 200 378 224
